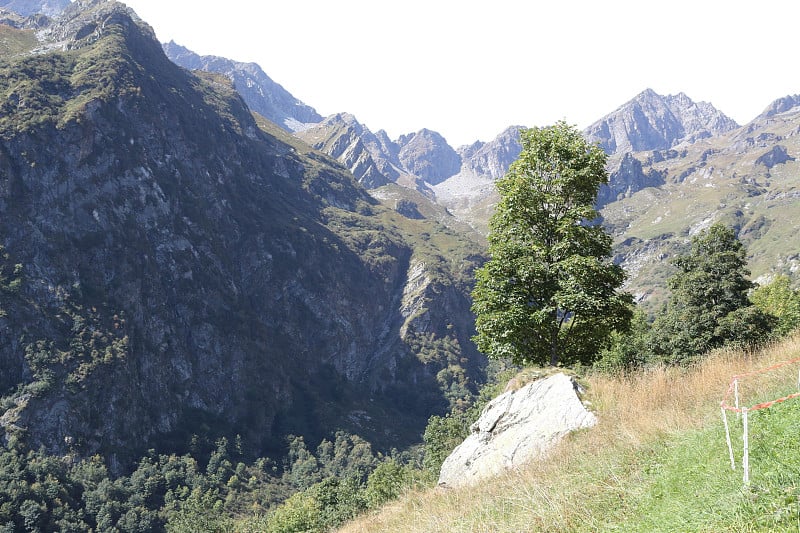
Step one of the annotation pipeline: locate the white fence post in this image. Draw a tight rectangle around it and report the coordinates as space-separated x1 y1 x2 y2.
722 407 735 470
742 407 750 485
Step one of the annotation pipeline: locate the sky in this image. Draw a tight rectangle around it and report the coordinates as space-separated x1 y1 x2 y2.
120 0 800 147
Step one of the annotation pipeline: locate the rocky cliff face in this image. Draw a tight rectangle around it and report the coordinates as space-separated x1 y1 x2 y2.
585 88 739 154
296 113 437 194
296 113 397 189
756 94 800 119
396 129 461 185
458 126 523 180
0 0 69 17
0 0 486 470
163 41 322 133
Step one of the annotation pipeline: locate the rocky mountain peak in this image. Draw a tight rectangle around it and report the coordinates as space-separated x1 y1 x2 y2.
585 88 739 155
163 40 322 133
33 0 155 53
0 0 69 17
396 128 461 185
757 94 800 119
458 125 523 179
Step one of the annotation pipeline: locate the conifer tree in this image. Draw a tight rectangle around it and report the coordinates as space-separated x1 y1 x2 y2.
648 223 775 362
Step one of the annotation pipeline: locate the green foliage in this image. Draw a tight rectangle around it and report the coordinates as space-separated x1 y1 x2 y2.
471 121 632 367
752 275 800 338
614 394 800 532
648 223 775 363
165 488 231 533
422 373 508 473
594 308 652 371
0 426 413 533
363 459 410 508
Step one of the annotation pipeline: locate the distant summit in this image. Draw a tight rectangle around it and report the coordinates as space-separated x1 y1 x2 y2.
458 126 524 180
756 94 800 119
0 0 69 17
585 88 739 154
163 41 322 133
396 128 461 185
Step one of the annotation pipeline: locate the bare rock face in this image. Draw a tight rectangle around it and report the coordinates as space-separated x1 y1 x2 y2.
458 126 523 180
397 129 461 185
438 373 596 488
0 0 69 17
0 0 486 470
585 89 739 155
163 41 323 133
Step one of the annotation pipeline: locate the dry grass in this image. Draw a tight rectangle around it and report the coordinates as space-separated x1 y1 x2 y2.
340 336 800 533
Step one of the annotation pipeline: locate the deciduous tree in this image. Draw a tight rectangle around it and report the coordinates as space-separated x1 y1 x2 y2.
471 121 632 367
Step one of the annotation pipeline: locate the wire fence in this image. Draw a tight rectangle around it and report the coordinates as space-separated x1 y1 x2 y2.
720 357 800 484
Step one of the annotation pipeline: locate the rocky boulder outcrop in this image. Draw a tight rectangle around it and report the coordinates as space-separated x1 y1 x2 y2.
438 373 596 488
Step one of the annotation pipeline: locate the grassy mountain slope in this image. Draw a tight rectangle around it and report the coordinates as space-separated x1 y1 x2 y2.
342 337 800 532
605 102 800 307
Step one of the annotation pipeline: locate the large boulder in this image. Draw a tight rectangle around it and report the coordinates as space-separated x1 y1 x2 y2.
438 372 596 488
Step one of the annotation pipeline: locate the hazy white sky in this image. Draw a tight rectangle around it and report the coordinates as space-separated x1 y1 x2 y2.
121 0 800 147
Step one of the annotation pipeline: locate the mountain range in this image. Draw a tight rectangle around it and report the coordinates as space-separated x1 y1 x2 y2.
1 0 799 475
0 0 487 470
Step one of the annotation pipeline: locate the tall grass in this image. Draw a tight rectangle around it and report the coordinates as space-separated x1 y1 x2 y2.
340 336 800 532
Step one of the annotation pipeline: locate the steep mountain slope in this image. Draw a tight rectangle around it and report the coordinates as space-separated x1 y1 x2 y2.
0 0 486 470
396 128 461 185
296 114 450 195
163 40 322 133
586 89 740 207
296 113 401 189
603 94 800 304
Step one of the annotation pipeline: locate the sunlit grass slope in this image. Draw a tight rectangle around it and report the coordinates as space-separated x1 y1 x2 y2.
341 336 800 532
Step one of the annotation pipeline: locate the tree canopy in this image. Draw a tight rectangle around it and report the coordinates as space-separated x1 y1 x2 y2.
648 223 775 362
471 121 632 367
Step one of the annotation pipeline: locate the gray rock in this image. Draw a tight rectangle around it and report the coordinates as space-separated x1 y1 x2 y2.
757 94 800 119
397 129 461 185
0 0 69 17
438 373 596 488
755 144 794 168
585 89 739 155
163 41 322 133
458 126 523 180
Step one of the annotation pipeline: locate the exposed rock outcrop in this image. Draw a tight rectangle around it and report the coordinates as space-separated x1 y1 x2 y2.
163 41 322 133
296 113 397 188
585 89 739 155
0 0 69 17
438 373 596 488
757 94 800 119
458 126 523 180
396 129 461 185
